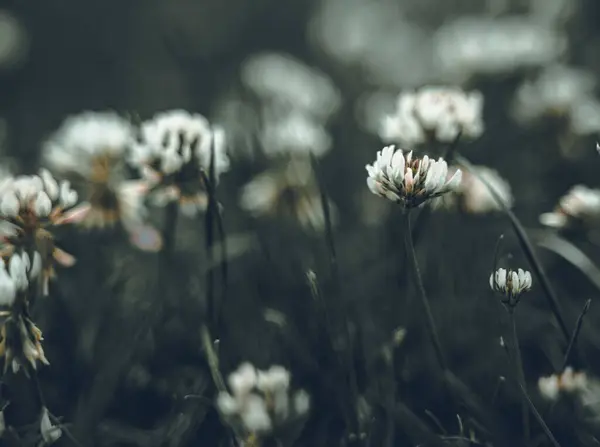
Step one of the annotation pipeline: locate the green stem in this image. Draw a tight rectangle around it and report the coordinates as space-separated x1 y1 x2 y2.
509 308 530 441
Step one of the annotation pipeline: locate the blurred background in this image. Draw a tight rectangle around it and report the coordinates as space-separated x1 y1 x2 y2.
3 0 600 446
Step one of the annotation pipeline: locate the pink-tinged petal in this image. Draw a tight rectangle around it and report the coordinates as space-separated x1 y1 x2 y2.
129 225 163 252
54 203 91 225
52 247 76 267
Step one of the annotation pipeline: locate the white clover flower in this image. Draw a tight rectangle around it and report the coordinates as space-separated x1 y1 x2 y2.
489 267 532 307
42 111 134 178
40 407 62 444
260 109 332 159
240 157 337 232
0 260 16 306
433 165 513 214
365 145 462 209
241 52 341 120
129 110 230 217
513 65 596 126
540 185 600 230
538 367 588 401
381 87 483 146
217 363 311 440
433 17 566 82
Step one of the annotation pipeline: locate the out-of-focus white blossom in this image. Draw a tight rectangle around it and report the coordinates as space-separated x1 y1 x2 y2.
217 363 310 440
365 146 462 209
529 0 574 26
540 185 600 230
40 407 62 445
260 109 332 159
433 17 566 82
489 267 532 307
381 87 484 146
241 52 341 120
513 65 597 129
0 10 29 70
538 367 588 401
240 157 336 232
130 110 230 217
433 165 513 214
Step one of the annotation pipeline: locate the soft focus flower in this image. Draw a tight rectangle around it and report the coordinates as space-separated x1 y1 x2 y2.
241 52 341 120
433 165 513 214
129 110 230 217
40 407 62 445
489 267 532 307
240 157 336 232
540 185 600 230
365 146 462 209
381 87 484 146
0 172 80 296
512 65 598 130
217 363 310 441
433 17 566 82
538 367 588 401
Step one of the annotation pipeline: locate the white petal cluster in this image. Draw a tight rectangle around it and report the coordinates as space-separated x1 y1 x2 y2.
0 252 42 306
130 110 230 179
381 87 484 147
217 363 310 437
240 158 336 231
365 146 462 208
0 170 78 221
538 367 588 401
489 268 532 306
433 17 566 82
433 165 513 214
512 65 600 135
42 111 134 177
540 185 600 230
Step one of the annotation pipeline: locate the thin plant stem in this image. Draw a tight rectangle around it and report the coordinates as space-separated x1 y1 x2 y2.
200 324 227 392
561 299 591 371
455 154 571 343
500 337 562 447
161 201 179 259
404 210 447 372
508 308 530 441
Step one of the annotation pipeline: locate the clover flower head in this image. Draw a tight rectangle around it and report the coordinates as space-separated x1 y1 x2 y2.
366 145 462 209
489 267 532 307
217 363 310 440
381 87 484 146
129 110 230 216
240 157 336 231
540 185 600 230
433 165 513 214
538 367 588 401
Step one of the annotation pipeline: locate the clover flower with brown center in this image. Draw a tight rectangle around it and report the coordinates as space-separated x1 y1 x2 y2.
42 111 162 252
129 110 230 217
365 145 462 209
0 172 81 296
489 267 532 308
539 185 600 231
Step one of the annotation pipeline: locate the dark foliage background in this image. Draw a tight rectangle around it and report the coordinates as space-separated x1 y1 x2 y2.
1 0 600 446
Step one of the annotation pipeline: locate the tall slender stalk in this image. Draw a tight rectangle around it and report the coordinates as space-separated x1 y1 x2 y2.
403 211 447 372
508 308 530 441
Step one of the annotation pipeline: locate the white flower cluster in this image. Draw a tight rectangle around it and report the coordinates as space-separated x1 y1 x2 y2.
0 252 41 306
512 64 600 136
540 185 600 230
366 146 462 209
43 111 135 178
380 87 484 147
489 267 532 307
433 17 566 83
131 110 230 179
40 406 62 444
538 367 588 401
0 170 78 225
217 363 310 437
240 157 335 231
433 165 513 214
240 52 340 159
